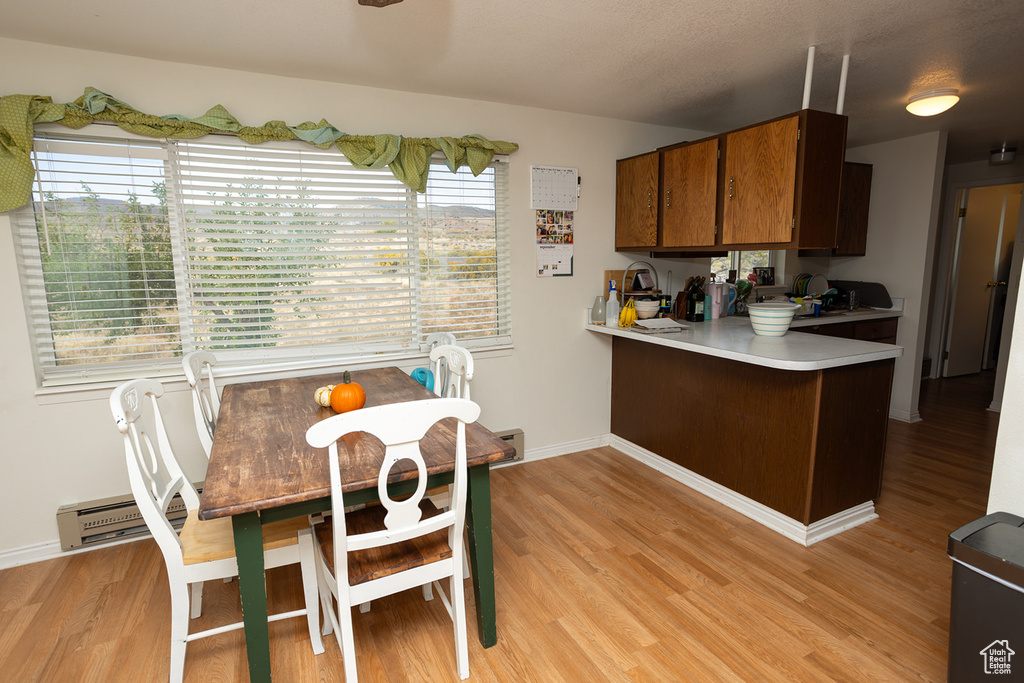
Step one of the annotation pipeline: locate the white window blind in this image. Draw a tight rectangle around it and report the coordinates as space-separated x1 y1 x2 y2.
11 135 180 379
168 139 419 359
418 158 511 346
11 131 512 386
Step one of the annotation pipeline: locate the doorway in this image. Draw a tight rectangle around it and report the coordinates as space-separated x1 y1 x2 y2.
942 183 1022 377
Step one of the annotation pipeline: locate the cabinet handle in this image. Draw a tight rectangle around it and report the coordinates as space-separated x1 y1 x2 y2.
729 176 734 200
987 281 1008 287
666 188 671 208
648 189 652 209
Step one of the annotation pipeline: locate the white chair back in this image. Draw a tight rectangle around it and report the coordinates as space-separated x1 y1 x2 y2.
111 378 324 681
182 351 220 458
112 379 199 569
306 398 481 681
424 332 457 349
430 344 474 399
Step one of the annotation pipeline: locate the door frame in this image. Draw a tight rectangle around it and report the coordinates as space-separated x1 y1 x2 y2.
928 173 1024 406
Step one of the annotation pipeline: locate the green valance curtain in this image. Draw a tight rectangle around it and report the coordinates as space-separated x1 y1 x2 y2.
0 87 519 213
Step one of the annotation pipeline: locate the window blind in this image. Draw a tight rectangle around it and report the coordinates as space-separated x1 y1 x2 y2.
11 134 180 379
168 138 419 360
418 158 511 347
12 131 512 386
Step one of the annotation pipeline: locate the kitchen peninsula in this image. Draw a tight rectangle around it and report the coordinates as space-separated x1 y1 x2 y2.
589 316 903 544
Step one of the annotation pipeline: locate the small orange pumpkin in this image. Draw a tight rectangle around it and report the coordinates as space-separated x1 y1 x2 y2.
330 371 366 413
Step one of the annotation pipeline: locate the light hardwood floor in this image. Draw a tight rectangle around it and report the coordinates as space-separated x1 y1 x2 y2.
0 374 998 681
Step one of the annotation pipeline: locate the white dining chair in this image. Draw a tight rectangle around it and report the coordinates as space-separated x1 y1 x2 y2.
426 345 474 521
429 344 473 400
425 332 457 349
306 397 482 682
424 333 457 394
182 351 220 459
110 379 324 683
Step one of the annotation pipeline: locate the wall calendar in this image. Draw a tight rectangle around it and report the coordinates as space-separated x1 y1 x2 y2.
530 166 578 278
530 166 578 211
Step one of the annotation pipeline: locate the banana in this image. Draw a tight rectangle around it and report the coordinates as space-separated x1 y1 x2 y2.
619 299 637 327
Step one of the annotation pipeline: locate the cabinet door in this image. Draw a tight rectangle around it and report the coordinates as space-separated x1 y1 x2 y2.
615 152 659 249
721 116 799 245
834 162 872 256
661 138 718 247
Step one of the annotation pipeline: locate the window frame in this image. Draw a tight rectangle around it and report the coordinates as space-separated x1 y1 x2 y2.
711 249 779 283
10 124 513 391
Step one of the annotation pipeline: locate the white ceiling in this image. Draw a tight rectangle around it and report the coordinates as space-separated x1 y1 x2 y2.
3 0 1022 164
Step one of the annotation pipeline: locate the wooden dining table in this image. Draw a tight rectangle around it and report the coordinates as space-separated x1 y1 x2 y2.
198 366 514 683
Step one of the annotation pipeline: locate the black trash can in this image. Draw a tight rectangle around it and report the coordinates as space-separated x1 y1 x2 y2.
948 512 1024 681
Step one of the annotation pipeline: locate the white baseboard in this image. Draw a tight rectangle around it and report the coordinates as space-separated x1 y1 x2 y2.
609 435 877 546
2 429 875 568
888 408 922 423
0 540 63 570
0 535 150 571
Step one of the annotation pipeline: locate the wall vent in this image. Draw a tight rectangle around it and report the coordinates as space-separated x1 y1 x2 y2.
493 428 525 461
56 483 202 551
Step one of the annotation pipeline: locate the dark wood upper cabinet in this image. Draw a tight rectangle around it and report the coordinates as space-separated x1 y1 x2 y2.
615 151 659 250
661 138 719 248
799 161 873 257
835 162 873 256
614 109 848 254
721 116 799 245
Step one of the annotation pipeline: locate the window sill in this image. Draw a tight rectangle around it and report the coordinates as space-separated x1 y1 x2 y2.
33 344 514 405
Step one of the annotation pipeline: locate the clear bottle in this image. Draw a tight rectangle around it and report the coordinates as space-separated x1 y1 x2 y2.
591 294 606 325
606 280 620 326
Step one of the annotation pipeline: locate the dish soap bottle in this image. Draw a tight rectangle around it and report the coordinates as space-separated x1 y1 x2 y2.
606 280 620 327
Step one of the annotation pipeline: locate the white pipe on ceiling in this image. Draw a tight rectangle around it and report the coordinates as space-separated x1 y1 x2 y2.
837 54 851 115
802 45 816 109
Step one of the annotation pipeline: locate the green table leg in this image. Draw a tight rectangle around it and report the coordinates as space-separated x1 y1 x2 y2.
466 464 497 648
233 512 272 682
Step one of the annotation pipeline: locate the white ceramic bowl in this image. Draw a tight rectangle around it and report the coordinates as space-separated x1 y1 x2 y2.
633 300 661 319
747 302 800 337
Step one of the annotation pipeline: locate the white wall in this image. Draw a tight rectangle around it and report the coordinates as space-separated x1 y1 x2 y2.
0 38 709 559
832 132 948 422
987 263 1024 514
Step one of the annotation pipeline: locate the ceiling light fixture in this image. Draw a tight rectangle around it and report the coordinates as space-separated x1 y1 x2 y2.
906 89 960 116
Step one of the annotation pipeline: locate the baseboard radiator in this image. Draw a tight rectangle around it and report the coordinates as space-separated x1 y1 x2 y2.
494 428 525 461
56 483 202 551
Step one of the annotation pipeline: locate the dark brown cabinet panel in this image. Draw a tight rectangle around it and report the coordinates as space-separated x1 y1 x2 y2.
800 161 873 257
610 336 894 524
835 162 872 256
793 317 898 345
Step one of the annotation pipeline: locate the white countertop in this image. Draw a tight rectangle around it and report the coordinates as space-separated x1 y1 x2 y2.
587 315 903 371
789 304 903 329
